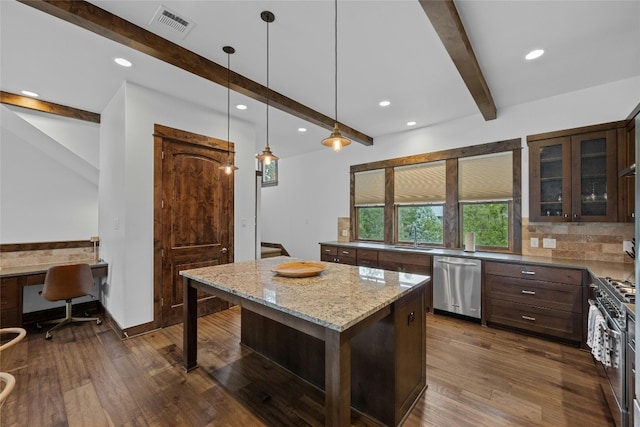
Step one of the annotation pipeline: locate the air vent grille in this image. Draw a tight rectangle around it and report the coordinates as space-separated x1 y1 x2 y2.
149 5 195 40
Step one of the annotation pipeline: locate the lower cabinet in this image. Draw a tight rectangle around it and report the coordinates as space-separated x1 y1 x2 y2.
320 244 356 265
484 261 585 344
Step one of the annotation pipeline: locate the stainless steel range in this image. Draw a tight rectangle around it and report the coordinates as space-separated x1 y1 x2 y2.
590 276 634 427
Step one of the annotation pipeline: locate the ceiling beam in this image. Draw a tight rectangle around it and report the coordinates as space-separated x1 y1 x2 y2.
1 91 101 123
419 0 497 121
17 0 374 146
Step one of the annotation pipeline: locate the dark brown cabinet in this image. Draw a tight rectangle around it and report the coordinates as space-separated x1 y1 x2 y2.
484 261 585 343
528 124 619 222
0 277 20 327
618 113 636 222
320 244 356 265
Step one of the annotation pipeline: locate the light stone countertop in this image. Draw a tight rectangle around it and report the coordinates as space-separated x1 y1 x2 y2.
180 256 430 332
321 241 635 283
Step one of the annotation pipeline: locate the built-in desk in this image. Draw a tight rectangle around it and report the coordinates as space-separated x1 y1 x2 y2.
0 261 108 327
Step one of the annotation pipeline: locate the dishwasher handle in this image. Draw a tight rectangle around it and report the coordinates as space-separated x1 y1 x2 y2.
435 259 479 267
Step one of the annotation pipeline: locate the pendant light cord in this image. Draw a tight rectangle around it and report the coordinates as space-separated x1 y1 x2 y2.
334 0 338 123
266 16 270 149
227 52 231 158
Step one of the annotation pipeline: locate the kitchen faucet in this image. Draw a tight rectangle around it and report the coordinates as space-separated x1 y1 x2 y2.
410 224 418 247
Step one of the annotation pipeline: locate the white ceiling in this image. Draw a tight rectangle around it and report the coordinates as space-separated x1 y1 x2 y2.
1 0 638 159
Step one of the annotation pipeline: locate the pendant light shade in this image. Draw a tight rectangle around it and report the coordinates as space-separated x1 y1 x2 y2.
256 11 279 166
220 45 239 175
322 0 351 152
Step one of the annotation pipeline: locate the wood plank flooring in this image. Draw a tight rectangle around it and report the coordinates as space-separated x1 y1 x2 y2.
1 307 613 426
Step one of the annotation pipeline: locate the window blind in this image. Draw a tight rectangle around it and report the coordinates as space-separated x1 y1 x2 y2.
354 169 385 206
459 152 513 201
394 161 446 204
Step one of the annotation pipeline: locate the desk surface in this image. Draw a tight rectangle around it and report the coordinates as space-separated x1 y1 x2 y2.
0 261 108 278
180 256 429 332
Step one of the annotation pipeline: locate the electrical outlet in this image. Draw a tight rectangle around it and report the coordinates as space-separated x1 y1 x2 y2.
530 237 539 248
623 240 633 253
542 238 556 249
341 229 349 237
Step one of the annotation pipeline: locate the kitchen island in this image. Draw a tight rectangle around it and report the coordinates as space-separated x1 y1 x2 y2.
181 256 429 427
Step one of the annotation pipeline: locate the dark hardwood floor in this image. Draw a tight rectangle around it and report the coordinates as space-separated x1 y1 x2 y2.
1 307 613 426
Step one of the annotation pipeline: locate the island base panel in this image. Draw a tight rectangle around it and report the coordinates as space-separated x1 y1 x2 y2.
240 287 426 427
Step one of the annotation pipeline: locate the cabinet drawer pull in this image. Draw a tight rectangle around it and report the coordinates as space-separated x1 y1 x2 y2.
521 315 536 321
521 270 536 275
521 290 536 295
341 250 350 255
324 249 332 253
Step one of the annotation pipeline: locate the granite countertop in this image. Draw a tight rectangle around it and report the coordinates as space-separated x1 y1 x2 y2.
0 260 108 278
180 256 430 332
321 241 635 282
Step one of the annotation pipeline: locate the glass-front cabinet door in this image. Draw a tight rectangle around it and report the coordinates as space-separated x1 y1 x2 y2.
529 137 572 222
571 130 617 222
529 129 617 223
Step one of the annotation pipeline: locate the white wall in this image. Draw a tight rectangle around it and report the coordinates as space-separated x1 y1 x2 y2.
261 76 640 261
100 82 256 329
0 105 99 243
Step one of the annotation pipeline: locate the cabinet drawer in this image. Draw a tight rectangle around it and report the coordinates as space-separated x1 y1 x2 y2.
484 261 583 285
0 277 19 310
485 274 582 313
485 298 582 342
357 249 378 267
320 245 338 256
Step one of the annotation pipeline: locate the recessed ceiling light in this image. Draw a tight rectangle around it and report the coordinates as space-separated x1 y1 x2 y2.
407 121 417 126
236 104 247 110
525 49 544 61
21 90 39 97
114 57 133 67
379 100 391 107
298 127 307 132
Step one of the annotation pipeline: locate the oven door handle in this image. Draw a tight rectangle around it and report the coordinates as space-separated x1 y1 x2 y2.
588 299 623 338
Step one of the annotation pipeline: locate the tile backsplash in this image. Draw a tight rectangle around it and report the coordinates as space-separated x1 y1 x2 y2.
0 247 96 268
522 219 634 263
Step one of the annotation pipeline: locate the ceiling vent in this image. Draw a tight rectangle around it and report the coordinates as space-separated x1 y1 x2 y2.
149 5 195 40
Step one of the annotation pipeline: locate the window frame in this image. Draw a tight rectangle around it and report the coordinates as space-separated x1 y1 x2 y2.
349 138 522 254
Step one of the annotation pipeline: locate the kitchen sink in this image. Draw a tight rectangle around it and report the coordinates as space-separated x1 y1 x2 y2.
393 245 433 252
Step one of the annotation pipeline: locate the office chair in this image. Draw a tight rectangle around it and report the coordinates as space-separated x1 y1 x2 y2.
0 327 26 406
37 263 102 339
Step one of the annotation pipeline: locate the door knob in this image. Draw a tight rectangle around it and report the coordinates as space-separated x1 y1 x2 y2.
221 247 228 254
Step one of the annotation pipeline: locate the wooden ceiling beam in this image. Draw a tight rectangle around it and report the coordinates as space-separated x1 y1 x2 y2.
1 91 101 123
419 0 497 121
17 0 373 146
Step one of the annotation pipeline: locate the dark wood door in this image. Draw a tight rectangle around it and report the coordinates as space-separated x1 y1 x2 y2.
154 125 235 327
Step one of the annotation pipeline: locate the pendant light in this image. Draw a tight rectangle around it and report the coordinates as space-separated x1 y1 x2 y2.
321 0 351 152
256 11 279 166
219 45 239 175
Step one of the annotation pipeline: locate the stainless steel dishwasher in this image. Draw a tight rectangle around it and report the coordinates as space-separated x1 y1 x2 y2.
433 256 481 319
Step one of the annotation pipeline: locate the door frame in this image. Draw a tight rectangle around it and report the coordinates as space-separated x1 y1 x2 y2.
152 124 235 327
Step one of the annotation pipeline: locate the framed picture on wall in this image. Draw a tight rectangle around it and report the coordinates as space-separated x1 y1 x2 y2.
262 161 278 187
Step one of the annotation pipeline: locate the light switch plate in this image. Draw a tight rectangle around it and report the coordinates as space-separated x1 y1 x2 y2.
542 238 556 249
623 240 633 253
530 237 539 248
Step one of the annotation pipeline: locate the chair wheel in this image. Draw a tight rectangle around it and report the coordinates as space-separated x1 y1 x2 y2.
96 319 102 325
45 333 52 340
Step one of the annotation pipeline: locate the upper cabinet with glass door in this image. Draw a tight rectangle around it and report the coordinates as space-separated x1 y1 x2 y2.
528 125 619 222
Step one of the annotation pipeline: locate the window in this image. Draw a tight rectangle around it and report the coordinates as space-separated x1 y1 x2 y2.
354 169 385 241
349 138 521 253
394 162 445 245
458 152 513 250
262 161 278 187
